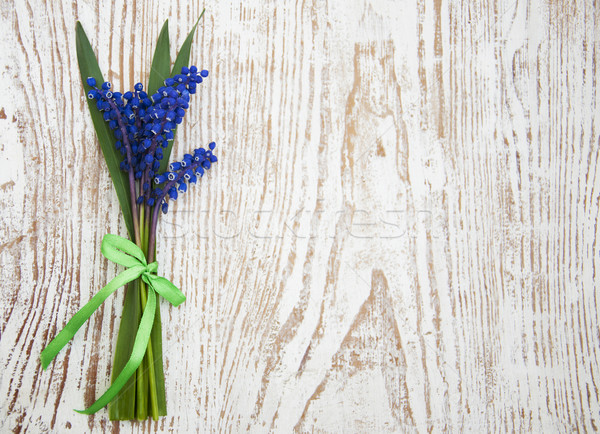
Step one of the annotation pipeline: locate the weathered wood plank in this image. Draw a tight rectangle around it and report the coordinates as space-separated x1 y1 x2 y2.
0 0 598 432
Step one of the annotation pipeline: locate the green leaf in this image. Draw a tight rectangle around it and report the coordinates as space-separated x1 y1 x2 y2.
150 302 167 415
171 10 205 79
75 22 135 239
147 20 170 96
108 280 141 420
159 9 206 174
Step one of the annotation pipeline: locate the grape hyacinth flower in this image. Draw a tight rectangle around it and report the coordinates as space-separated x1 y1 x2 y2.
86 67 217 259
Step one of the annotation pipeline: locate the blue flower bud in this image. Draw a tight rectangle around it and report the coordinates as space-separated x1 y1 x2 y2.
123 91 133 100
209 142 216 150
190 65 198 73
124 108 134 119
162 202 169 214
87 77 96 86
147 197 155 206
134 83 143 91
155 174 167 184
167 172 177 181
136 196 144 205
144 154 154 164
177 181 187 193
200 69 209 77
165 77 175 86
181 66 190 75
170 162 182 171
168 187 178 200
102 81 112 90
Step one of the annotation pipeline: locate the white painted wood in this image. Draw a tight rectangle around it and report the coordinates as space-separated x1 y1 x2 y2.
0 0 599 432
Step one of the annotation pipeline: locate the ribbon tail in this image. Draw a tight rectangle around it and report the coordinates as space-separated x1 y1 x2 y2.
40 266 144 370
75 288 157 414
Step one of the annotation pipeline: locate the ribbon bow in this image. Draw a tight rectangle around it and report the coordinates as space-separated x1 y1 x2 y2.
40 234 185 414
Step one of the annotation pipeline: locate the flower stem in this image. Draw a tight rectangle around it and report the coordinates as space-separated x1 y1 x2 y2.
137 205 160 420
104 97 141 244
148 205 160 263
139 279 159 420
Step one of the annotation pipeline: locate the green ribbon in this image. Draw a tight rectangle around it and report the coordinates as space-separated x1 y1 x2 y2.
40 234 185 414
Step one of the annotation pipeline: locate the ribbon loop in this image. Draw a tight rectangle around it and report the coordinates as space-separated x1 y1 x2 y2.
40 234 185 414
101 234 148 268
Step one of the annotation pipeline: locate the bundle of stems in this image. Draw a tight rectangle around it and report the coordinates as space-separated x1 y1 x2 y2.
75 12 215 420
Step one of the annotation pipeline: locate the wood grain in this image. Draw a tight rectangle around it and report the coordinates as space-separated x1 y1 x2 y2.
0 0 599 432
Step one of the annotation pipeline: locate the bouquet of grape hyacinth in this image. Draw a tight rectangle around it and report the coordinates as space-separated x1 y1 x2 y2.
39 12 216 420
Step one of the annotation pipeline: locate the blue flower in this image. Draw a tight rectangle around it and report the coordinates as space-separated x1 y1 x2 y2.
86 66 217 209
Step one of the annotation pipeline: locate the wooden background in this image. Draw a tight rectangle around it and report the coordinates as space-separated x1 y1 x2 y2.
1 0 599 432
